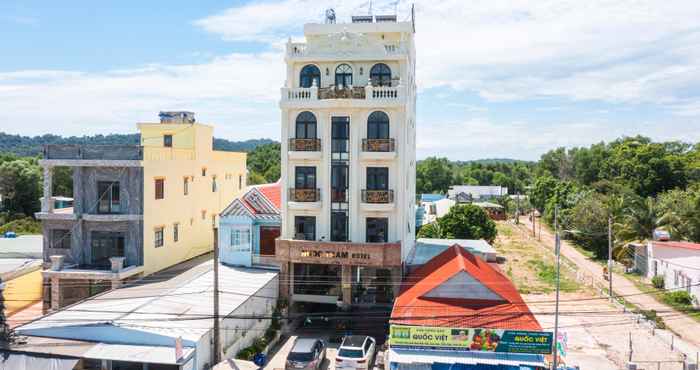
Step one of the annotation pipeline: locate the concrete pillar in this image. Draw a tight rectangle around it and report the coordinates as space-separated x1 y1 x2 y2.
50 276 61 310
342 265 352 306
391 267 402 300
49 255 65 271
42 166 53 213
111 279 123 290
109 256 125 273
279 262 290 300
72 167 82 215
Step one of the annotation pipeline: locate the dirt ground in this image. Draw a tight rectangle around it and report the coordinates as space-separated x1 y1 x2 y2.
525 291 687 370
495 220 694 370
494 222 580 294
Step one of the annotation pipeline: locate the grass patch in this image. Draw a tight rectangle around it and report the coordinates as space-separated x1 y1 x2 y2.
0 217 41 235
625 272 700 323
526 260 580 293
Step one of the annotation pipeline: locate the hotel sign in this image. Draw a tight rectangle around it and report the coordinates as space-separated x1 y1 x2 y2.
390 325 553 355
300 250 370 260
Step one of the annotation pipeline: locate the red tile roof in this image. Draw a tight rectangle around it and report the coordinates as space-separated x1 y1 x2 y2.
256 180 281 210
391 245 542 331
653 241 700 252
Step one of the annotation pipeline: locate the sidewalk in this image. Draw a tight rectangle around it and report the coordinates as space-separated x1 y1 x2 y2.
519 216 700 352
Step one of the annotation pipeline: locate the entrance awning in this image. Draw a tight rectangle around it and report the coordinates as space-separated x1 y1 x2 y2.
387 348 546 368
0 353 78 370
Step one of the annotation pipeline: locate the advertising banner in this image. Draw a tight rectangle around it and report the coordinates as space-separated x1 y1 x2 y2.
390 325 553 355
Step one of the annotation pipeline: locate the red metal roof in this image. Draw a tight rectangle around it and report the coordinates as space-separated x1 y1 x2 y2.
653 241 700 252
391 245 542 331
256 180 281 210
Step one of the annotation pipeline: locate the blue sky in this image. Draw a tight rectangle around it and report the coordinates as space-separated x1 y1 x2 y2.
1 0 699 160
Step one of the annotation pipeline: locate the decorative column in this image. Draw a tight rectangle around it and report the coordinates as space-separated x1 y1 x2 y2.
50 276 61 310
341 265 352 307
42 166 54 213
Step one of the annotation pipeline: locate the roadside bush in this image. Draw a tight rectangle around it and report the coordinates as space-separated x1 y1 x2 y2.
0 217 41 235
651 275 665 289
236 347 255 361
264 327 277 342
637 309 666 329
662 291 693 306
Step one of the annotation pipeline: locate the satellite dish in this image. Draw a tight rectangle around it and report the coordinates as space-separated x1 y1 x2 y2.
325 8 336 24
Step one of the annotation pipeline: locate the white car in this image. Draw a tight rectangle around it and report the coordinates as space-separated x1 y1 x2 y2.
335 335 376 370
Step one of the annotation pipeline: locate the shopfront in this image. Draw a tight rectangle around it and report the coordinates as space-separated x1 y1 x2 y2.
387 325 551 370
275 239 402 307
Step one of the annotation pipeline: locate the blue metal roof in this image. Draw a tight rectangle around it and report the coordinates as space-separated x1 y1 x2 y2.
420 194 445 202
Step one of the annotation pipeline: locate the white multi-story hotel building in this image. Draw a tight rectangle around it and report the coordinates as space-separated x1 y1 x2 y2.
275 14 416 307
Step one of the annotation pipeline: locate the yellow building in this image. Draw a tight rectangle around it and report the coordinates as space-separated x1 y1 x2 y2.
37 111 247 309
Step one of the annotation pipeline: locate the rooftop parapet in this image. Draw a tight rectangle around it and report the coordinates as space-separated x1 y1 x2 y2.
43 144 143 161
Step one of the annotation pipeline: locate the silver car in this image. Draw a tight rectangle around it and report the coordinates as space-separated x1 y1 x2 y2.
285 338 327 370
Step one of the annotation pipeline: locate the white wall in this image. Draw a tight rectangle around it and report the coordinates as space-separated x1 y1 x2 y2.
280 21 416 261
648 243 700 307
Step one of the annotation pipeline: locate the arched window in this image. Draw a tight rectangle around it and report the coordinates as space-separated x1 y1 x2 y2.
367 111 389 139
370 63 392 86
295 111 317 139
335 64 353 87
299 65 320 88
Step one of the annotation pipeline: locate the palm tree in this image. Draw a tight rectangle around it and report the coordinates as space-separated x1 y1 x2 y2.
617 196 671 242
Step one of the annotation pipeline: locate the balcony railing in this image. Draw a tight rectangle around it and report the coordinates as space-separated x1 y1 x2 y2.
281 84 403 103
289 188 321 202
286 41 407 58
289 138 321 152
362 138 395 152
319 86 366 100
44 144 143 160
362 189 394 204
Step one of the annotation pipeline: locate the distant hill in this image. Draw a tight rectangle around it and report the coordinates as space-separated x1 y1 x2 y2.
456 158 535 165
0 132 277 157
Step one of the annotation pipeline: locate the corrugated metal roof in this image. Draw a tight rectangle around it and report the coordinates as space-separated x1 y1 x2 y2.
388 348 546 367
82 343 195 365
17 261 278 345
410 239 497 265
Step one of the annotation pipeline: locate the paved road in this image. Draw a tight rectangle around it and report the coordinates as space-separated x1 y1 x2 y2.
519 216 700 352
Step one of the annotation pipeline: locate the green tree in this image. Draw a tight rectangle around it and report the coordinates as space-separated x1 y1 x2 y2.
416 157 453 194
246 143 280 184
0 158 42 216
528 175 559 211
418 204 497 243
567 192 609 258
618 196 670 242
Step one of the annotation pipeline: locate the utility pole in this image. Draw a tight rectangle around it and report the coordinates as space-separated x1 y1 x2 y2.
213 228 221 365
552 206 561 370
608 215 613 300
515 193 520 225
532 209 536 237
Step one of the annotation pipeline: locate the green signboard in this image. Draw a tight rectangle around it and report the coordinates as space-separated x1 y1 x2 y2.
390 325 553 355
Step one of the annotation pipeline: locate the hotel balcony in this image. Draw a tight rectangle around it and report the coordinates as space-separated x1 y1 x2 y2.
360 138 396 161
280 84 405 109
288 188 322 210
288 138 322 160
286 40 408 61
361 189 395 211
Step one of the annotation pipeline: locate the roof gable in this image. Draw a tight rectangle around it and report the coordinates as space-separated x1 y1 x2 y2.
422 270 504 301
221 181 281 219
392 245 541 330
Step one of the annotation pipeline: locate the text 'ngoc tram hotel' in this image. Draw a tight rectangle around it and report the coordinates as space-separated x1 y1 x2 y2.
275 12 417 308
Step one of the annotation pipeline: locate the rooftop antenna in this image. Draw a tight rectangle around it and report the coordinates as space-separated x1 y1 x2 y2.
411 3 416 32
325 8 336 24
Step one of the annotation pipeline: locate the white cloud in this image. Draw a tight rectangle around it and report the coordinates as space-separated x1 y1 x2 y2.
416 117 700 161
195 0 700 106
0 53 285 139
